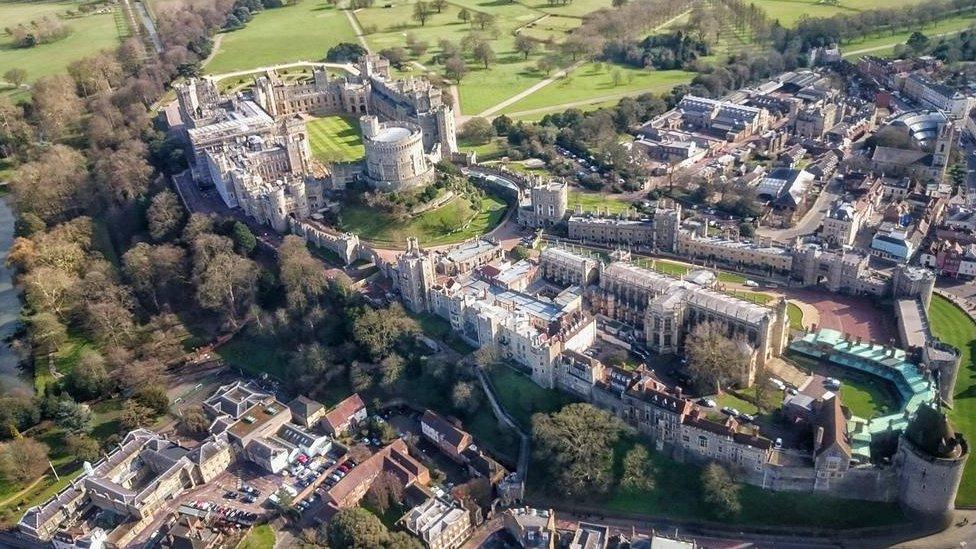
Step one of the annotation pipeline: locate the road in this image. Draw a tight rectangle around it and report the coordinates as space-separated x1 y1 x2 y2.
205 61 359 82
343 8 372 55
757 177 841 244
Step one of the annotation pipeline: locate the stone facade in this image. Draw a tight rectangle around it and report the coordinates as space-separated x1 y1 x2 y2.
517 180 568 228
361 116 435 192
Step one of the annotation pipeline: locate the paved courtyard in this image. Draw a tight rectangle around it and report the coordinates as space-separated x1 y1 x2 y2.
784 288 896 344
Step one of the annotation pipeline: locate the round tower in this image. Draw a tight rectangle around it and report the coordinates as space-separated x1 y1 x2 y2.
895 404 968 520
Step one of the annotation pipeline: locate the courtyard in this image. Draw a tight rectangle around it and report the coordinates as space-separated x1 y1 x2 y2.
306 114 365 163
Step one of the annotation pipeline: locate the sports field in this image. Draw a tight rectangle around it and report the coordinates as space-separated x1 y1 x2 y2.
0 0 120 88
306 115 365 163
204 0 356 74
928 294 976 506
339 194 508 247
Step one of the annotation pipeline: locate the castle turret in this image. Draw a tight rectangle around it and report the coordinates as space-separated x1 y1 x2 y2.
895 405 968 521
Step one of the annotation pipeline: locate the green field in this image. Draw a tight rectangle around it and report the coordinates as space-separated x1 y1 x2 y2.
0 1 120 89
839 378 896 419
238 524 275 549
205 0 356 74
488 365 577 428
307 114 365 162
339 193 508 247
928 294 976 506
501 65 696 116
569 190 633 214
841 14 976 58
753 0 928 26
787 302 804 331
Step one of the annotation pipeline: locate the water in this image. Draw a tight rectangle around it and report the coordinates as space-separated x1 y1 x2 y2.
0 199 28 392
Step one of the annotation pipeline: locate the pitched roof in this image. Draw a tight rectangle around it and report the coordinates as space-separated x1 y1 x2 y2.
323 393 366 431
421 410 471 450
288 395 324 421
815 396 850 457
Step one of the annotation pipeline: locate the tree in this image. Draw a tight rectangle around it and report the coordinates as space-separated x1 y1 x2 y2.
231 221 257 256
532 403 622 497
472 11 494 30
702 462 741 518
460 117 495 144
515 34 538 59
120 400 154 430
473 41 496 69
32 74 83 140
136 385 170 416
620 445 655 491
66 348 111 401
611 0 627 6
451 381 480 414
28 312 68 356
65 433 100 462
431 0 447 12
351 303 418 360
536 57 555 75
3 68 27 88
123 243 188 312
9 145 90 223
195 252 260 327
444 55 468 81
610 68 622 87
906 31 929 53
413 1 433 26
279 235 328 313
328 507 390 549
457 7 471 24
0 438 50 483
326 43 368 63
147 189 185 241
379 47 409 69
179 405 210 436
55 400 92 433
365 471 405 514
684 321 750 393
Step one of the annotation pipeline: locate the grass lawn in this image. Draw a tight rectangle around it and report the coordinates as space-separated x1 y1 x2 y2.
579 437 904 527
488 365 577 429
458 137 506 161
238 524 275 549
217 334 289 380
306 114 365 163
717 270 747 284
0 1 121 89
409 311 475 354
716 392 759 416
839 378 896 419
787 302 804 331
725 289 774 306
500 65 696 116
928 294 976 506
568 190 633 214
205 0 356 74
840 14 976 57
339 193 508 247
753 0 928 26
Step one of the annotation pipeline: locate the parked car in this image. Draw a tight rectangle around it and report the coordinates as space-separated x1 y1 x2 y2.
721 407 739 417
774 438 783 449
697 398 717 408
744 280 759 288
738 413 756 423
768 377 786 390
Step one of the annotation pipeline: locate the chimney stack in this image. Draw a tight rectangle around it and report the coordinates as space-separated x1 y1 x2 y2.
814 425 825 453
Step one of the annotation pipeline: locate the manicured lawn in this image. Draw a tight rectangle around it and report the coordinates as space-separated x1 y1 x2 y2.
725 289 774 305
584 437 904 527
717 270 747 284
306 114 365 163
716 392 759 416
500 64 696 116
488 365 577 429
459 137 506 161
753 0 929 26
338 193 508 247
0 1 120 88
238 524 275 549
568 190 633 214
839 378 896 419
205 0 356 74
840 14 976 57
518 14 581 43
928 294 976 506
787 302 804 331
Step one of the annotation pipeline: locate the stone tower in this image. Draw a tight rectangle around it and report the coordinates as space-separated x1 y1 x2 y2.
396 238 436 313
895 404 968 521
931 121 955 174
281 116 311 176
892 264 935 311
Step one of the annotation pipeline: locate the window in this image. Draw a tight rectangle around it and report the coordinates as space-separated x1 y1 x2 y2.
698 436 708 448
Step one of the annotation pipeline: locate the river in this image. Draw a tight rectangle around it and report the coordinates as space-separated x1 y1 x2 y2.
0 199 28 391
